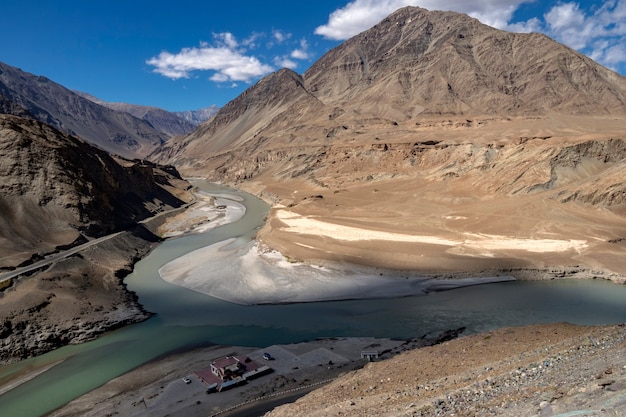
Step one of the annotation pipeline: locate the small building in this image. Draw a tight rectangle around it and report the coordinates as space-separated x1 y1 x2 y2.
195 354 272 392
360 351 379 361
210 356 245 381
242 365 273 380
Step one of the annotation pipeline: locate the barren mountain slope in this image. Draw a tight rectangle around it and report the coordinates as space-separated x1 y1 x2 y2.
304 6 626 118
153 6 626 281
154 68 329 173
0 61 168 158
0 114 188 268
266 323 626 417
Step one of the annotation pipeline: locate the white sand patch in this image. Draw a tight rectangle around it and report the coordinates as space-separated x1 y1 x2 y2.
460 233 588 253
275 209 588 254
159 239 514 305
275 210 459 246
159 192 246 237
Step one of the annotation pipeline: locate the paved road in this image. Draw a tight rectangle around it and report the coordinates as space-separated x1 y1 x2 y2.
0 194 197 286
0 231 124 284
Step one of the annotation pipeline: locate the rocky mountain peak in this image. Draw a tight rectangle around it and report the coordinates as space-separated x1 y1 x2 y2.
304 6 626 117
215 68 306 122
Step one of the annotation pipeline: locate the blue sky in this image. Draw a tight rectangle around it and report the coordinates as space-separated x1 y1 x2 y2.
2 0 625 111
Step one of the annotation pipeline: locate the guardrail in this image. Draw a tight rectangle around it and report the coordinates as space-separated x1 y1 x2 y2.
209 378 335 417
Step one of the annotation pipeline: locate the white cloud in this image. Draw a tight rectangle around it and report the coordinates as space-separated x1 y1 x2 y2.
506 17 543 33
146 33 274 82
272 29 291 43
604 43 626 64
275 56 298 69
544 1 626 71
544 2 592 49
214 32 238 49
290 39 312 60
242 32 264 48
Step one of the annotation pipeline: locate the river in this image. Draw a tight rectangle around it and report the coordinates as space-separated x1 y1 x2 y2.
1 182 626 416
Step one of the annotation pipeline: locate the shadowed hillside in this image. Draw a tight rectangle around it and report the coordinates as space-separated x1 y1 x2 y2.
0 61 169 159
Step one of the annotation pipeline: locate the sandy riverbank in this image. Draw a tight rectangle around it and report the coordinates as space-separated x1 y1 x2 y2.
157 188 525 304
159 238 515 304
156 196 623 305
156 190 246 238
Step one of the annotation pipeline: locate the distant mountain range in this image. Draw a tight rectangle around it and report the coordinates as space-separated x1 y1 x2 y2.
75 91 218 137
0 61 168 159
174 106 219 125
0 61 218 159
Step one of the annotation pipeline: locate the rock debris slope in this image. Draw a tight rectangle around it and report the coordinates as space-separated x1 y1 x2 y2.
265 323 626 417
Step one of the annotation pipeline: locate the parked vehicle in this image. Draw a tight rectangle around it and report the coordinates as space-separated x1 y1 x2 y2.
182 377 192 384
262 352 272 360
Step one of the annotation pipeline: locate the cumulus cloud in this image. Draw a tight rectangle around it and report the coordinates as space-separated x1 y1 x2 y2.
290 39 312 60
147 33 274 82
545 1 626 70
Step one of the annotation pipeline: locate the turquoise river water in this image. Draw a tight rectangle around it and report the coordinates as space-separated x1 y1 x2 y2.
1 182 626 416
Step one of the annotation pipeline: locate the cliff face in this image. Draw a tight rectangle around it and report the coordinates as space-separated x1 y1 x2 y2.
0 114 188 268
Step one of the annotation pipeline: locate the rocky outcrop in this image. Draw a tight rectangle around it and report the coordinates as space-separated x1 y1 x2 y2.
0 227 157 364
0 114 189 268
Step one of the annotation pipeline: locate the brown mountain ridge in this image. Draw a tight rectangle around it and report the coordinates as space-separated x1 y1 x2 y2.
156 6 626 173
